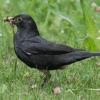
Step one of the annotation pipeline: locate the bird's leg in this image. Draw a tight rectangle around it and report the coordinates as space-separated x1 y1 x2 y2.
40 70 51 87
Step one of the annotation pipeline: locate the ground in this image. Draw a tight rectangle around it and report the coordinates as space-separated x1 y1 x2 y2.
0 0 100 100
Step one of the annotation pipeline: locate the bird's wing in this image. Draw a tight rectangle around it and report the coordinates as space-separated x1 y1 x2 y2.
22 36 83 55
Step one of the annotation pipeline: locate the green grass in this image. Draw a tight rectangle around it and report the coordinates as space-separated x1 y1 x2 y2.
0 0 100 99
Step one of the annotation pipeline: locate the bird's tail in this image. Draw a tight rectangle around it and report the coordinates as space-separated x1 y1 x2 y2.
71 51 100 60
62 51 100 65
91 52 100 56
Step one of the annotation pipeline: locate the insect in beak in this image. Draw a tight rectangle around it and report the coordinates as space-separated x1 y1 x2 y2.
3 16 15 25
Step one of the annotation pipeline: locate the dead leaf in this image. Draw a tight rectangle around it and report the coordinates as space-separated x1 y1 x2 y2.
52 86 61 94
96 7 100 12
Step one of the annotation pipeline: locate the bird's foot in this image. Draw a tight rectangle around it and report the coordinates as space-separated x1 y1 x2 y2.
40 70 51 88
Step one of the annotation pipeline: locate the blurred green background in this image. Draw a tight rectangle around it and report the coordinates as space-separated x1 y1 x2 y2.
0 0 100 99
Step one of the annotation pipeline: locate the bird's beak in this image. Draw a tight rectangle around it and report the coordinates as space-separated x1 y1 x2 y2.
3 16 15 25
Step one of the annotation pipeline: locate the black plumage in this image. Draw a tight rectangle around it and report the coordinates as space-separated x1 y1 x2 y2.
4 14 100 86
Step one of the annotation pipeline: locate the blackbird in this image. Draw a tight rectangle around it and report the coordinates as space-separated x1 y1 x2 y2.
4 14 100 86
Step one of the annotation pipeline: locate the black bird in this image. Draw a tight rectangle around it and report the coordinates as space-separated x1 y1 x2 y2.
4 14 100 86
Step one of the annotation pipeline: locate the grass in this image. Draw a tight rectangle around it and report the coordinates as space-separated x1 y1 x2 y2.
0 0 100 99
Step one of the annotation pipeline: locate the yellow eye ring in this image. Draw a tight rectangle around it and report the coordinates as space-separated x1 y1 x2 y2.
16 17 22 22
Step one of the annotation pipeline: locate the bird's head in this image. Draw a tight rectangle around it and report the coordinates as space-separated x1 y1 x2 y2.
4 14 38 31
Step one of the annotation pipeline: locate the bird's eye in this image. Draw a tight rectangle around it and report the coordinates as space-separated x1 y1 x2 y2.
16 17 22 23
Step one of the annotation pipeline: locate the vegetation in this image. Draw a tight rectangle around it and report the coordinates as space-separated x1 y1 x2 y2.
0 0 100 99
